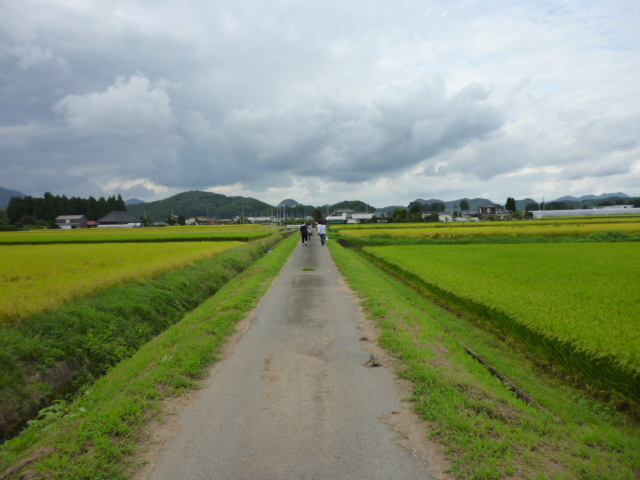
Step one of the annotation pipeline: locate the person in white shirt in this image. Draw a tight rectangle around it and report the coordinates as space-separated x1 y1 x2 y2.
316 222 327 246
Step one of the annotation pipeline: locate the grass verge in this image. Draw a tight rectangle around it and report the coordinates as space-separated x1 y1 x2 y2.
0 233 297 479
329 241 640 479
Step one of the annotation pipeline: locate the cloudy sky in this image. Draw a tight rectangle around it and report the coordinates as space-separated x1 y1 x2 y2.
1 0 639 207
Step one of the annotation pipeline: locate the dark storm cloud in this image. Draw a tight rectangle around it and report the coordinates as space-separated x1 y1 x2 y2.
217 78 505 184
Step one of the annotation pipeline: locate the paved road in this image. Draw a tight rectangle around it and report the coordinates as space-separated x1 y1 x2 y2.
142 237 440 480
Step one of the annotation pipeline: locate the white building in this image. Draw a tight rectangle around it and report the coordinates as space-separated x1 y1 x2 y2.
531 206 640 218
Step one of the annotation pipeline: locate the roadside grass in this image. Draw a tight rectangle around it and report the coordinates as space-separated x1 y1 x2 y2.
0 234 298 480
329 241 640 479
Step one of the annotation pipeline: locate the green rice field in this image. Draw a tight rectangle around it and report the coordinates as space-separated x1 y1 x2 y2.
339 219 640 239
364 243 640 401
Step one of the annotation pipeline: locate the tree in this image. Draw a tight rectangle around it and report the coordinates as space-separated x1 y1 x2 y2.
459 199 470 211
140 214 154 227
116 194 126 210
311 208 326 224
6 197 23 224
430 202 445 212
633 198 640 208
525 202 539 211
97 197 108 218
505 197 517 213
408 202 421 215
393 208 407 222
87 196 98 220
178 214 186 226
43 192 58 220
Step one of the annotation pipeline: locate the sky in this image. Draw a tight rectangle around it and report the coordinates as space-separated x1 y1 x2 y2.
1 0 639 208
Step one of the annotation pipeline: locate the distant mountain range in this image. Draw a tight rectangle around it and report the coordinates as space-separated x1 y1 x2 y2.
0 186 636 217
554 192 628 202
412 197 538 211
0 186 26 209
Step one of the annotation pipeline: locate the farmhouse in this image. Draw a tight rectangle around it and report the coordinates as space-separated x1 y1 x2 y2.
461 203 509 219
186 216 212 225
55 215 88 229
97 211 138 224
97 211 139 226
247 216 275 224
478 203 508 216
326 209 384 224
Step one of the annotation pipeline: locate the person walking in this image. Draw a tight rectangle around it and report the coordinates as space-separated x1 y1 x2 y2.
299 221 309 246
316 222 327 246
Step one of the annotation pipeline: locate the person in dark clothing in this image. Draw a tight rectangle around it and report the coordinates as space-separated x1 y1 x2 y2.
299 222 309 246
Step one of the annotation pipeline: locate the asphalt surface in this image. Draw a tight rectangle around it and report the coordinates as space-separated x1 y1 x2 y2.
143 235 439 480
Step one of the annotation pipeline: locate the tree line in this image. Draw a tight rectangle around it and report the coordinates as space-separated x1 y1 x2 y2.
5 193 127 226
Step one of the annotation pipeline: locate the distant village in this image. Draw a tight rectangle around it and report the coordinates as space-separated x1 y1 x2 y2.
54 200 640 230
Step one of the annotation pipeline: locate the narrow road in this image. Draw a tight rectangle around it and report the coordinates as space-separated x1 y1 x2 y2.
140 236 441 480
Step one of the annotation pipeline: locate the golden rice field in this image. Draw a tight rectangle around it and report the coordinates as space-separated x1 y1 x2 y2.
0 241 243 325
339 219 640 239
0 225 275 244
364 243 640 399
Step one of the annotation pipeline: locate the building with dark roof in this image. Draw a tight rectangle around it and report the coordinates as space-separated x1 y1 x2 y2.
56 215 88 229
97 211 138 224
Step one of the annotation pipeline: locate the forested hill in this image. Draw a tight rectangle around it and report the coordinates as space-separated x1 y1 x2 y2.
126 191 275 221
5 193 126 224
330 200 376 212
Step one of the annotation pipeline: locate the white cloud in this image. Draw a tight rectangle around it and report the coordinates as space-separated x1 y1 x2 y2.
52 75 178 139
